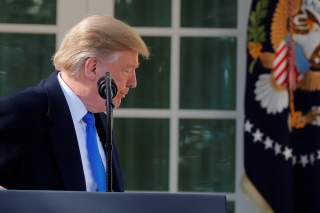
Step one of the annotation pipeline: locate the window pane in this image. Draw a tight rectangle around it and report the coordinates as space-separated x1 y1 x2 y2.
121 37 170 109
0 33 56 96
180 37 236 110
114 0 171 27
179 119 235 192
114 118 169 191
0 0 56 24
227 202 235 213
181 0 237 28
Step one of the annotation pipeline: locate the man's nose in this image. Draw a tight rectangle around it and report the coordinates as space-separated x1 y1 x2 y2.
128 71 137 88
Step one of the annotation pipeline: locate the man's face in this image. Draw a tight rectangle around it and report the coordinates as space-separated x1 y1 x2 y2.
95 51 139 110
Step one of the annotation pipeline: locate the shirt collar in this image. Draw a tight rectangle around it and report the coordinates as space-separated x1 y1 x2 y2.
57 72 87 123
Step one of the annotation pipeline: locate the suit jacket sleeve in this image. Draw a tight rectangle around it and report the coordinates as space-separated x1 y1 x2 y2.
0 95 25 187
0 88 48 189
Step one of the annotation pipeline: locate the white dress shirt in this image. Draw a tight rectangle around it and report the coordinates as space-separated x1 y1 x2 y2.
57 73 106 192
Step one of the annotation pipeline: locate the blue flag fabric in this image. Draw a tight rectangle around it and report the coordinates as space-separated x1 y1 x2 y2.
244 0 320 212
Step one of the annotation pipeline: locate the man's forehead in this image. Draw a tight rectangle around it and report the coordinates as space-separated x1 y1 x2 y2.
103 52 120 64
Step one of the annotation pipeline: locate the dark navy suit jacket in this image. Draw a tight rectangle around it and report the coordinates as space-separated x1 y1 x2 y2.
0 72 124 191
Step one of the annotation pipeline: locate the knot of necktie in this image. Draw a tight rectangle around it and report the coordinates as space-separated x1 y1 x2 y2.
83 112 95 126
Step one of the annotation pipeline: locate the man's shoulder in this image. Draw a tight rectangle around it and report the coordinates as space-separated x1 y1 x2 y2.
0 82 50 120
0 72 59 114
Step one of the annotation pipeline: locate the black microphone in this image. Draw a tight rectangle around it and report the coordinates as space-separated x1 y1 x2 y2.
97 72 117 192
97 73 118 99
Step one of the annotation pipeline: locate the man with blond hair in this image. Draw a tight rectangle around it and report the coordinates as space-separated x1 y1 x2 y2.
0 15 149 192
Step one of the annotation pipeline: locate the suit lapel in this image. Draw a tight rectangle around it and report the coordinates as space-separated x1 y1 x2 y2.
44 72 86 191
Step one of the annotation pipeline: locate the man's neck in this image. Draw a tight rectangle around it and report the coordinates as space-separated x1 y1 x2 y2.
59 70 100 113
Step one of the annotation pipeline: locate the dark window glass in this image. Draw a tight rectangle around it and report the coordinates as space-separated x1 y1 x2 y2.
114 118 169 191
181 0 237 28
0 0 56 24
115 0 171 27
179 119 235 192
180 37 237 110
227 202 235 213
0 33 56 96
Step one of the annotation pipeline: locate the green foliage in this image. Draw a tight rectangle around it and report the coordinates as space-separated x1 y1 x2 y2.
248 0 269 43
247 0 269 74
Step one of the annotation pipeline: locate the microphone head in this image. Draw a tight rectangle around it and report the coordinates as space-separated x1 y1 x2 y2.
97 76 118 99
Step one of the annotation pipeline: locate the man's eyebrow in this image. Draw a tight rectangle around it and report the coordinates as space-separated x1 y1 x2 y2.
127 63 140 68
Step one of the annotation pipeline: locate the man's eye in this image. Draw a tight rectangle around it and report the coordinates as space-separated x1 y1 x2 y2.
124 68 133 73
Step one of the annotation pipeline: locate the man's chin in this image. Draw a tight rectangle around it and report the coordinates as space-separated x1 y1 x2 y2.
113 98 122 108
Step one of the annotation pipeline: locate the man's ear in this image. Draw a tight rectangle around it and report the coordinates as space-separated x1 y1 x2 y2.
83 57 97 80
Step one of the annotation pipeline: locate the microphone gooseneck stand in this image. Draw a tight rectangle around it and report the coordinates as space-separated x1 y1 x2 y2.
98 72 117 192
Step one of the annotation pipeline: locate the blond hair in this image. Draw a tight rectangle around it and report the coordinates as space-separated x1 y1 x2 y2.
53 15 149 73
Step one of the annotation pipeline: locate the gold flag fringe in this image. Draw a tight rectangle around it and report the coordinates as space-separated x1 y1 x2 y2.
242 174 274 213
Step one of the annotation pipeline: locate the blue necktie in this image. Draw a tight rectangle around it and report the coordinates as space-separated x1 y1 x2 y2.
83 112 107 192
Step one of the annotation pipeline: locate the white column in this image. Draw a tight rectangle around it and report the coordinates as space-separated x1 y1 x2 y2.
88 0 114 16
56 0 87 46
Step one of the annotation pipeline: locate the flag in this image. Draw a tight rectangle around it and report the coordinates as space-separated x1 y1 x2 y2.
244 0 320 212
